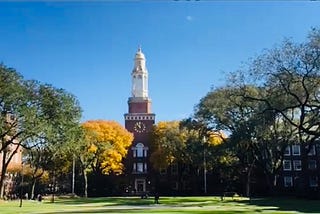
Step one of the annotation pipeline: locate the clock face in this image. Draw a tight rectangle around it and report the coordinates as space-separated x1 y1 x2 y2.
133 121 146 133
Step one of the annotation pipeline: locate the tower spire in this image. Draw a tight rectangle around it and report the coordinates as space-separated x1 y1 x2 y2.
131 47 148 98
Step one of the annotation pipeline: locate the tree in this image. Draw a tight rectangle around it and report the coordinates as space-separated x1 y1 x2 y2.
0 66 45 198
24 146 50 200
150 121 195 193
195 86 264 196
220 28 320 196
194 28 320 196
251 114 297 194
234 28 320 146
79 120 133 197
21 83 82 202
179 118 225 171
0 64 30 198
150 120 225 194
0 64 82 199
195 85 302 195
150 121 189 170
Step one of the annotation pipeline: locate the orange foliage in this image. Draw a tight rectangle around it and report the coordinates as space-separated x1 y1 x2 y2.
7 162 21 173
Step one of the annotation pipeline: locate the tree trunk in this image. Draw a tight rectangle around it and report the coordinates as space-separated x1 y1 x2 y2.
31 179 36 200
83 169 88 198
51 170 55 203
0 151 7 199
264 173 276 196
245 172 251 197
0 171 6 199
72 156 75 195
245 161 255 198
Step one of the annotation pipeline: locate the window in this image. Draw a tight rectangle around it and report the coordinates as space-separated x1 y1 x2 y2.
283 160 292 171
284 146 291 156
133 162 147 173
171 163 178 175
308 145 316 156
137 144 143 157
284 176 293 187
293 160 302 171
132 143 148 158
137 162 144 172
308 160 317 170
292 145 301 156
309 176 318 187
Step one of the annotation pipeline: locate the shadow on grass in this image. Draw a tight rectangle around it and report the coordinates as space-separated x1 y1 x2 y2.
50 197 154 206
237 197 320 213
49 196 320 213
40 209 247 214
51 196 217 206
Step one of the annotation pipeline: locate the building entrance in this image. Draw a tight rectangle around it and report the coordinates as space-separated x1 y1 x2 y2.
135 178 146 192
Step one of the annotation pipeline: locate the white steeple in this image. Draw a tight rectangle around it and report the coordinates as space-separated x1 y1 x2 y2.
131 47 148 98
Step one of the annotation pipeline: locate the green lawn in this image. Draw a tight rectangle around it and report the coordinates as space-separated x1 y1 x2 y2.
1 196 320 214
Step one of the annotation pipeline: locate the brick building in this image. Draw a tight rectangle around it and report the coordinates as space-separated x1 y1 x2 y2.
280 143 320 197
0 113 22 197
123 47 155 195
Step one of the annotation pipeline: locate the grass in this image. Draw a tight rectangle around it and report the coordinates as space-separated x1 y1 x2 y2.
1 196 320 214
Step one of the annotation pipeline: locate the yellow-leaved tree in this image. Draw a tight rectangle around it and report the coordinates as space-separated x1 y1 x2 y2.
80 120 133 197
207 131 226 146
150 121 189 171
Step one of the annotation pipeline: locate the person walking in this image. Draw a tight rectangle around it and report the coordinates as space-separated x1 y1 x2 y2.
154 192 159 204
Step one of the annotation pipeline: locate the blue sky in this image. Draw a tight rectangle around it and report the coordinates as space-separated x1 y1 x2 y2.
1 1 319 124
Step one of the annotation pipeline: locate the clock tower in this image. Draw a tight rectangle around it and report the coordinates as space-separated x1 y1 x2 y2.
124 47 155 195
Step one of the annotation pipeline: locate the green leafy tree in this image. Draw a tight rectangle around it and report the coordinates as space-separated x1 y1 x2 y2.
36 85 81 202
222 28 320 195
180 118 225 172
0 64 82 199
234 28 320 146
0 66 43 198
24 146 50 199
194 28 320 196
195 86 257 196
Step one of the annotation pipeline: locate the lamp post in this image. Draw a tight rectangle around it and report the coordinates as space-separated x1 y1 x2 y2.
203 136 207 195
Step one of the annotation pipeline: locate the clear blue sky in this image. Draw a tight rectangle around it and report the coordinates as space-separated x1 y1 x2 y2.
1 1 319 124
